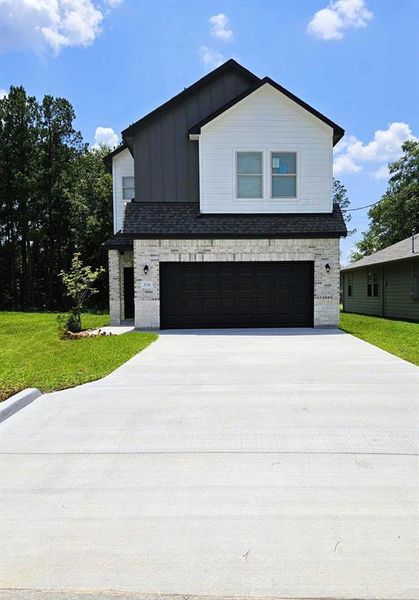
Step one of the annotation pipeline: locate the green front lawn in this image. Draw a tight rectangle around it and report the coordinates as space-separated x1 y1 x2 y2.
0 312 157 402
340 312 419 366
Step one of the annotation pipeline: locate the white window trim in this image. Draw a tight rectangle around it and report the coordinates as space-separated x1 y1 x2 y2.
233 149 265 201
122 176 135 201
232 149 300 202
269 150 299 201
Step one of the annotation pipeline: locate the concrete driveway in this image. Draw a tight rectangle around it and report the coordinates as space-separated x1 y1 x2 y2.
1 329 418 600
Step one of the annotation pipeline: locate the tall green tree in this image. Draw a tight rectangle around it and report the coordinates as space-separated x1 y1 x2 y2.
0 85 113 310
70 146 113 307
0 86 39 308
333 178 354 234
36 95 84 308
352 140 419 259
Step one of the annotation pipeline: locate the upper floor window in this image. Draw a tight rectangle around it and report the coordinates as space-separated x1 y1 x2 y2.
271 152 297 198
236 152 263 198
122 176 135 200
367 270 379 297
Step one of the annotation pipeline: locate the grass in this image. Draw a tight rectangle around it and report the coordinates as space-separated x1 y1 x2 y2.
0 312 157 402
340 312 419 366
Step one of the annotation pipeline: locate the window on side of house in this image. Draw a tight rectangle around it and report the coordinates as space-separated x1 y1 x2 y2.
347 272 353 297
271 152 297 198
122 176 135 200
236 152 263 199
367 269 379 297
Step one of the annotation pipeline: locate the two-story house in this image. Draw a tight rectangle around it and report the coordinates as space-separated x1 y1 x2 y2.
104 59 347 329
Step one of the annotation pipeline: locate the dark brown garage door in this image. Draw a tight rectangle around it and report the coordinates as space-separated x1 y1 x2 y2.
160 261 314 329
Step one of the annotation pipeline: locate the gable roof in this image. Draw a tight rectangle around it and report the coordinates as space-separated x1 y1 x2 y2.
341 234 419 271
189 76 344 146
121 59 260 139
103 142 130 173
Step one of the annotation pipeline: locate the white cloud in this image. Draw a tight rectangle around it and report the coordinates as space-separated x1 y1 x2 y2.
93 126 119 149
371 164 390 180
0 89 7 99
209 13 233 41
333 122 416 178
308 0 373 41
0 0 120 55
199 45 225 69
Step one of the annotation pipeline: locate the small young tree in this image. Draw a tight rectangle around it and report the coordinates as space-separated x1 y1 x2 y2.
58 253 104 333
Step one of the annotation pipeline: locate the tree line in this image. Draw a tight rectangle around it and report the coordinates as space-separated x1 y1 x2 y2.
0 86 113 310
352 140 419 259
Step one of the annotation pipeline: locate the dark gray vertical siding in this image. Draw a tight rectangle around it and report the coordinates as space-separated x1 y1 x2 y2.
132 70 255 202
342 258 419 321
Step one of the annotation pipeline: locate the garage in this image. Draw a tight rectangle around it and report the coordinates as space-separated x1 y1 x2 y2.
160 261 314 329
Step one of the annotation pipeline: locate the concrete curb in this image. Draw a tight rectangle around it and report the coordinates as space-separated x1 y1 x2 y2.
0 388 42 423
0 592 354 600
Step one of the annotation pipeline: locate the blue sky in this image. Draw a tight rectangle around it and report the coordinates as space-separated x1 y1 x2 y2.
0 0 418 262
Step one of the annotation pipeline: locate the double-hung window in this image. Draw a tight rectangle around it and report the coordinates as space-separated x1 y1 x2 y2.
122 176 135 200
347 272 353 297
236 152 263 198
367 270 379 297
271 152 297 198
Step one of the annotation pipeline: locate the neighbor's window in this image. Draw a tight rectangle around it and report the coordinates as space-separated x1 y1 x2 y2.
367 270 379 297
236 152 263 198
271 152 297 198
122 176 135 200
347 272 353 297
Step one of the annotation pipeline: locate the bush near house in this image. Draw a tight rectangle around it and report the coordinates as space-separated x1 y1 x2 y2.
0 312 157 402
340 312 419 366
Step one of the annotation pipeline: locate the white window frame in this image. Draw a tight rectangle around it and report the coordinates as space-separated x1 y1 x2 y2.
234 150 264 201
269 150 298 200
122 176 135 201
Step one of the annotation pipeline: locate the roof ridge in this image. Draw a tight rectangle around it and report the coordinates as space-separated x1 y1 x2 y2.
122 59 260 139
189 75 344 146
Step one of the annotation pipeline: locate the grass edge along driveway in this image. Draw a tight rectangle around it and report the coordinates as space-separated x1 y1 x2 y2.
340 312 419 366
0 312 157 402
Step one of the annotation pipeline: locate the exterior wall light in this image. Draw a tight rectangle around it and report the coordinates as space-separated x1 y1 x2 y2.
325 263 331 273
143 265 149 275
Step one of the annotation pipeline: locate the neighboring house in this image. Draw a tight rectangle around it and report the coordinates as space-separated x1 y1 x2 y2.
341 234 419 322
103 59 347 329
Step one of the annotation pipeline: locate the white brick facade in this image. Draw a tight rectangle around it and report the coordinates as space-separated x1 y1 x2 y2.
108 237 340 329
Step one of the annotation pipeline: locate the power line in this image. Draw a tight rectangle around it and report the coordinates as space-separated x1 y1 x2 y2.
342 199 382 212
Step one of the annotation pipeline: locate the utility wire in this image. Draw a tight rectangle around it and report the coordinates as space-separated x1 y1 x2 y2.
341 199 382 212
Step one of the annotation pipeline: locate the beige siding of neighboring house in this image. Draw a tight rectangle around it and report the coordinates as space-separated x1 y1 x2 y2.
342 257 419 321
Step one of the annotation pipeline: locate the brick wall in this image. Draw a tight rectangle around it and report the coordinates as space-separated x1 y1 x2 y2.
131 238 340 329
108 249 133 324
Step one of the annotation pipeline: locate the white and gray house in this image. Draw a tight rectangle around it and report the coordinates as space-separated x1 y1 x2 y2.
104 59 347 329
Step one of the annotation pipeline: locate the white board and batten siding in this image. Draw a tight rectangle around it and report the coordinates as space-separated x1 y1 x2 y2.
199 84 334 214
112 147 135 233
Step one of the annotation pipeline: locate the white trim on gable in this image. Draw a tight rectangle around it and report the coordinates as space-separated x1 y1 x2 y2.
198 84 333 214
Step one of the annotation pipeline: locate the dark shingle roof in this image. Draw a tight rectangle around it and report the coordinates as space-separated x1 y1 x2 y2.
102 231 133 250
341 234 419 271
114 201 347 239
